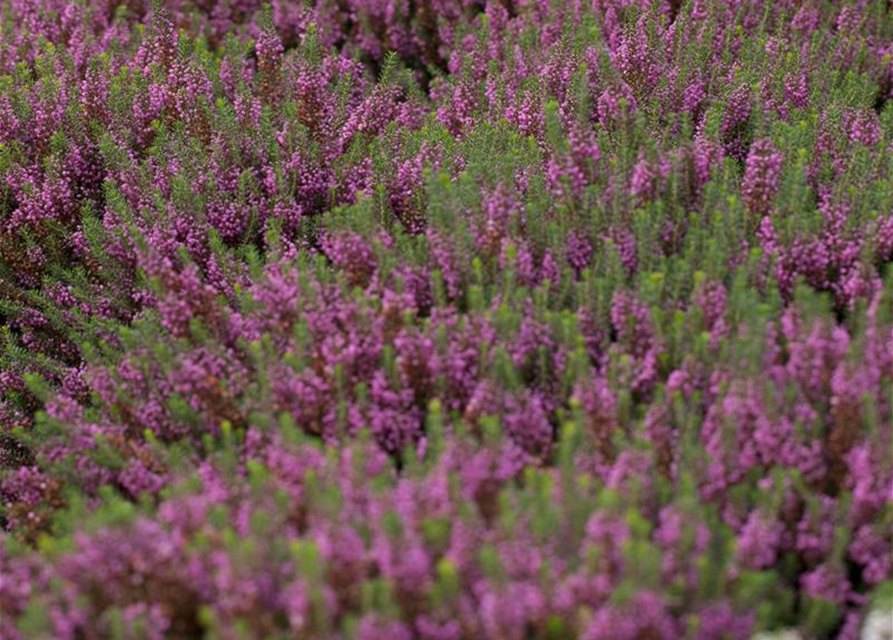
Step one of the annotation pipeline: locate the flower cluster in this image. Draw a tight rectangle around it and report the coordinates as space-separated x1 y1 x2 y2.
1 1 891 639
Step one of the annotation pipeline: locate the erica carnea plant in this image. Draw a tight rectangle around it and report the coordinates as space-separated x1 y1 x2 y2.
0 1 891 639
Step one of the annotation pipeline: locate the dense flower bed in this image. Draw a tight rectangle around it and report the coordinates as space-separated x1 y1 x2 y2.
0 1 891 639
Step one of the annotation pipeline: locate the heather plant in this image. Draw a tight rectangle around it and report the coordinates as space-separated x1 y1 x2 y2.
1 1 892 639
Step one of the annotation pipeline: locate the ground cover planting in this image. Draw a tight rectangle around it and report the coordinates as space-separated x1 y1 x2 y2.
0 1 891 639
